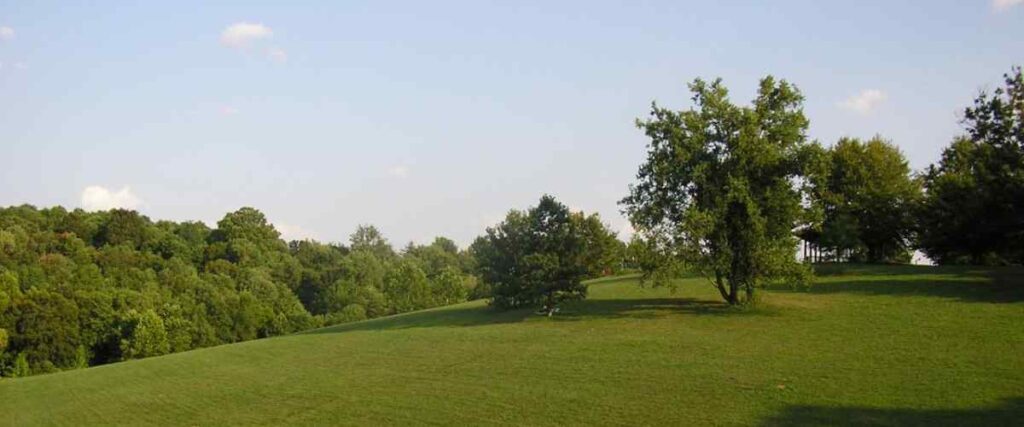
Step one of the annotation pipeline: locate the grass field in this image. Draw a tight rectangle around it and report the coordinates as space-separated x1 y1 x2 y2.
1 265 1021 426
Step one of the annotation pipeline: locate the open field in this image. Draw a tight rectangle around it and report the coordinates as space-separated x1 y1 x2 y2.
1 265 1021 426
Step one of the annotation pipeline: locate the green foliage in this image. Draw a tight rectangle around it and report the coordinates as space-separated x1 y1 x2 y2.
0 205 473 377
621 76 813 305
431 267 469 305
920 67 1024 265
120 309 170 360
327 303 367 324
95 210 149 249
572 212 626 278
473 195 589 313
809 137 922 262
11 352 30 377
350 225 394 259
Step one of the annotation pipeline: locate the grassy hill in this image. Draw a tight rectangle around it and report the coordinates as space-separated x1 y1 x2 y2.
1 265 1022 426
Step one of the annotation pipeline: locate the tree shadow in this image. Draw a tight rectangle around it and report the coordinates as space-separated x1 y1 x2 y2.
770 265 1024 304
760 397 1024 427
303 304 535 334
553 297 771 322
811 263 1001 278
304 296 746 334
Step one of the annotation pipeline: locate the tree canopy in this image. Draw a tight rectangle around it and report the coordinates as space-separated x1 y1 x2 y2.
621 76 813 305
919 67 1024 265
0 205 478 377
473 195 617 314
809 137 922 263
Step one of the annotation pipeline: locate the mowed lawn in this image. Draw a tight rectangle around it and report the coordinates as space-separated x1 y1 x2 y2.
1 265 1021 426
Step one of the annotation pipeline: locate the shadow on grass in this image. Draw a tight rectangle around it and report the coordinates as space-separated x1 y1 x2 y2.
553 297 770 321
760 397 1024 427
770 265 1024 304
306 296 741 334
304 304 533 334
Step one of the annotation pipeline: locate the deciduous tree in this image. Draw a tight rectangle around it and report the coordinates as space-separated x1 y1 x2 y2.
919 67 1024 265
621 76 813 305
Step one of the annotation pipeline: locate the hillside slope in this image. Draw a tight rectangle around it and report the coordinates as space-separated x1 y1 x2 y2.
1 266 1022 426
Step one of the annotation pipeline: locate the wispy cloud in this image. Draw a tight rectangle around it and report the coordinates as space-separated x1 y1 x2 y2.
219 106 240 116
267 47 288 63
80 186 144 211
220 22 273 48
839 89 887 114
0 26 13 41
993 0 1024 11
388 165 410 178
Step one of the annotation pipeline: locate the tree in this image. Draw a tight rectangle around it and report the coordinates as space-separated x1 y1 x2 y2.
119 309 170 360
571 212 625 278
210 207 283 251
814 137 921 263
95 209 149 249
383 260 432 313
349 225 394 259
621 76 813 305
431 266 469 305
919 67 1024 265
473 195 588 314
404 238 463 278
8 289 83 368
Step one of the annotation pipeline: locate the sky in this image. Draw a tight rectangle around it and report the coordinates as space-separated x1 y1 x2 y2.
1 1 1022 247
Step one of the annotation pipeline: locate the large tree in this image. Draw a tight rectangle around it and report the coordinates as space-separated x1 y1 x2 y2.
473 195 588 314
919 67 1024 265
814 137 922 263
621 76 813 305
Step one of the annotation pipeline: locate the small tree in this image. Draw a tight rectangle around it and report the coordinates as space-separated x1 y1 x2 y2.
621 77 813 305
473 195 588 314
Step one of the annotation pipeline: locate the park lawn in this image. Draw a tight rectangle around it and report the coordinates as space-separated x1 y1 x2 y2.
0 265 1021 426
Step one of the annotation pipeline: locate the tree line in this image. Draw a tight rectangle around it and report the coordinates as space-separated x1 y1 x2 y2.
621 66 1023 305
0 202 623 376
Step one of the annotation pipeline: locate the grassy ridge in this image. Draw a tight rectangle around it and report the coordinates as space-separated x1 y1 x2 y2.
1 265 1021 426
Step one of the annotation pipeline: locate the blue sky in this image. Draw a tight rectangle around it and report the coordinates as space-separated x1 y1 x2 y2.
1 1 1022 246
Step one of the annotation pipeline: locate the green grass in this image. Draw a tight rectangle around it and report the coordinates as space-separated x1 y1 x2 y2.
1 265 1022 426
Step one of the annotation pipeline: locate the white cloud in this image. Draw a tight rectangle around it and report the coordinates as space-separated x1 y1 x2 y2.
80 186 144 211
14 62 27 70
220 106 239 115
387 165 409 178
839 89 887 114
274 222 318 241
0 26 13 41
220 22 273 48
993 0 1024 11
267 47 288 63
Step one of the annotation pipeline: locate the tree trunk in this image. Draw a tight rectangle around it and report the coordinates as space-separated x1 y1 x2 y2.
714 271 731 303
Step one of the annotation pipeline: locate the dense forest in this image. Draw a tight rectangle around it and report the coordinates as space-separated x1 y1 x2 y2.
0 203 626 376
